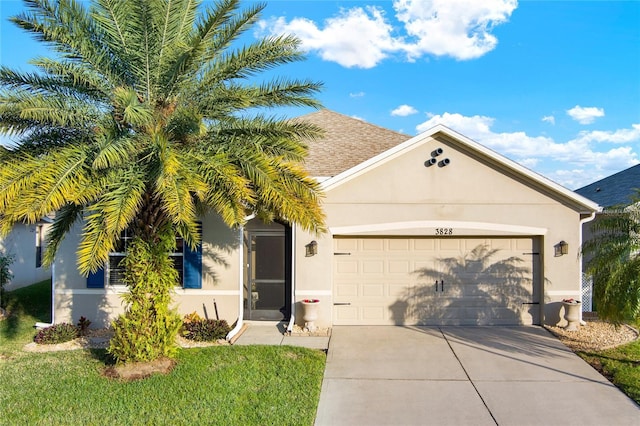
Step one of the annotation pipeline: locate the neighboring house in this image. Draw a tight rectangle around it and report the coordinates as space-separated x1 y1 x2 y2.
1 219 52 291
574 164 640 302
53 110 599 331
575 164 640 209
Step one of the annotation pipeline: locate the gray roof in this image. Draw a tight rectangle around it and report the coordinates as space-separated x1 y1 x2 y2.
297 109 410 177
575 164 640 207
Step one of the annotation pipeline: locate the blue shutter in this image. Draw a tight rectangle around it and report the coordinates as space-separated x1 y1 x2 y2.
87 266 105 288
183 229 202 289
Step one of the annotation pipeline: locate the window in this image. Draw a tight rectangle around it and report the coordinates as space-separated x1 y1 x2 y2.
107 230 185 287
87 227 202 289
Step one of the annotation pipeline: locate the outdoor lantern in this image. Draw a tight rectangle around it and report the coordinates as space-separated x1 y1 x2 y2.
305 240 318 257
554 240 569 257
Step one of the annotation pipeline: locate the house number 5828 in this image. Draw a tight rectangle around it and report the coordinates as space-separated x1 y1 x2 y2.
435 228 453 235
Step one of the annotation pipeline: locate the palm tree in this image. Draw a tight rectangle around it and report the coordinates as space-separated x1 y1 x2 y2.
0 0 325 362
582 194 640 324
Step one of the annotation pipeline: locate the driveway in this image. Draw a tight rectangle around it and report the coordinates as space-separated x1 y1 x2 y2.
314 326 639 426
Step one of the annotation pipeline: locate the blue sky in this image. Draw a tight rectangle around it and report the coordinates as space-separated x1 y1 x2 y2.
1 1 639 190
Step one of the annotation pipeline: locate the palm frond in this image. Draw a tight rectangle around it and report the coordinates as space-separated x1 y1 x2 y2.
43 202 83 266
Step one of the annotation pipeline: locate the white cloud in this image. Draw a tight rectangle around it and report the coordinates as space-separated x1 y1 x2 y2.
415 112 640 188
393 0 518 60
566 105 605 124
350 92 366 98
259 0 517 68
260 7 397 68
391 104 418 116
542 115 555 125
417 112 494 137
571 124 640 144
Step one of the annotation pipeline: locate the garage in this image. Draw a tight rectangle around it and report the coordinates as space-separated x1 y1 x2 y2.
333 236 540 326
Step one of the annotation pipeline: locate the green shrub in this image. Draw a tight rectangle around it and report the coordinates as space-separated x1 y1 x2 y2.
0 253 14 310
77 316 91 336
182 318 231 341
34 323 79 344
108 232 182 363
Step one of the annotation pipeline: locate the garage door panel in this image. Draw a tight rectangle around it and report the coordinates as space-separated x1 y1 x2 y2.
335 305 358 321
335 282 359 297
362 239 384 251
362 260 384 274
336 259 358 274
333 237 537 326
388 260 411 273
414 239 436 251
389 239 410 251
362 283 384 297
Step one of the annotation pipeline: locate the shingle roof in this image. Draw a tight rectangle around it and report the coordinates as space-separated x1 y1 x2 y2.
575 164 640 207
296 109 410 177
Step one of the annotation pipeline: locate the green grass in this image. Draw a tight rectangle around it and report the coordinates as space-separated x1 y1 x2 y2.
0 279 52 353
577 323 640 405
0 282 326 425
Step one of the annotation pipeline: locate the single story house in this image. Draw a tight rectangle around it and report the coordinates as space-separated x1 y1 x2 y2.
52 110 600 334
1 219 52 291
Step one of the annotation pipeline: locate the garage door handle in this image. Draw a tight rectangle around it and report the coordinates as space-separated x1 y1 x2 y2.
333 302 351 306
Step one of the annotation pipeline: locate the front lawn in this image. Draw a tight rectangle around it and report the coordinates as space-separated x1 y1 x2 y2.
0 283 326 425
577 328 640 405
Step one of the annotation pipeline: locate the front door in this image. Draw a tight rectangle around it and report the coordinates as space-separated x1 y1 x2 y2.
246 230 290 320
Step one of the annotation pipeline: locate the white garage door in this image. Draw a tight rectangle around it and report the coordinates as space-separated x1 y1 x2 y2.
333 237 539 326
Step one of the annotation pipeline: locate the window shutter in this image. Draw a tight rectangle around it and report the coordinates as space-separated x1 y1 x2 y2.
87 267 105 288
183 234 202 289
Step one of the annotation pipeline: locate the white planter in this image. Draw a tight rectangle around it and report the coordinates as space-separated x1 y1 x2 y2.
563 301 582 331
301 299 320 332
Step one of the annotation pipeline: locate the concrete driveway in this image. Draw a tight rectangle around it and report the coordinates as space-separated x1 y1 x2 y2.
314 326 639 426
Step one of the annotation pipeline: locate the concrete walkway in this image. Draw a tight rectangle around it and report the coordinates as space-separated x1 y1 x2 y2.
232 321 330 350
314 326 640 426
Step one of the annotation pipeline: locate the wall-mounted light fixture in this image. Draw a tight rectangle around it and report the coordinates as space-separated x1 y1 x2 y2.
438 158 451 167
305 240 318 257
424 158 437 167
431 148 443 157
554 240 568 257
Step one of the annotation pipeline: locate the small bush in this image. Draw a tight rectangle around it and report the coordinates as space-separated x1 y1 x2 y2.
182 318 231 342
183 311 203 324
77 316 91 336
34 323 79 344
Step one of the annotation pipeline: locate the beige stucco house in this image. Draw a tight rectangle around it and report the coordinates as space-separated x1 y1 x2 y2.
52 110 600 334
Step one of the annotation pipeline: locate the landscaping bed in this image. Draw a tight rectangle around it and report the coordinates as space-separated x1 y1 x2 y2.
545 319 639 351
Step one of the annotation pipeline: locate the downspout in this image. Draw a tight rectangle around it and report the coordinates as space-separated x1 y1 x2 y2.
579 211 598 325
35 262 55 328
286 226 296 333
226 223 246 341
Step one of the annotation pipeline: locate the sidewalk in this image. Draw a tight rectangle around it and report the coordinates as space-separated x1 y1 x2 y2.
231 321 330 350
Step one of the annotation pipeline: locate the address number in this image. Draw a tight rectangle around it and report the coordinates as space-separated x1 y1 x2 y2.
435 228 453 236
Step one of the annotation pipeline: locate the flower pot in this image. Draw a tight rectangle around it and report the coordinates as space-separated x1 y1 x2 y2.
301 299 320 332
562 300 581 331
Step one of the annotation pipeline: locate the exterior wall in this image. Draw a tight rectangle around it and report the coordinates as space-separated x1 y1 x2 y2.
51 131 595 329
53 213 241 327
294 134 590 327
1 222 51 291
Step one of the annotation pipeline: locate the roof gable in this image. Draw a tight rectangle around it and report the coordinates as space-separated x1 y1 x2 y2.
320 123 600 214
